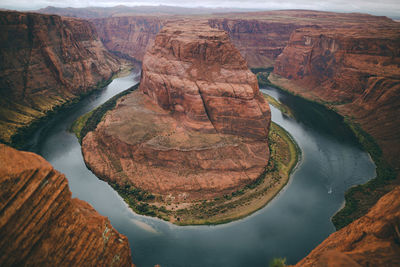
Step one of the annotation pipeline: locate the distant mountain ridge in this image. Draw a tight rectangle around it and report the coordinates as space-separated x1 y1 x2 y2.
36 5 262 18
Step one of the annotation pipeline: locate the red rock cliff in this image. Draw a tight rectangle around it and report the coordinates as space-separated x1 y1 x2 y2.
0 144 134 266
208 18 300 68
273 24 400 169
208 11 398 69
140 20 270 140
82 21 271 202
0 11 120 146
91 16 163 62
86 11 396 71
293 186 400 266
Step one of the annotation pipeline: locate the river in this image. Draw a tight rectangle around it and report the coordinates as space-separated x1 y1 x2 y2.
29 71 376 267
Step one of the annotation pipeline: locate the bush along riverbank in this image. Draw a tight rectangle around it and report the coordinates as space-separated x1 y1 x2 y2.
72 86 301 225
262 71 397 230
101 122 300 225
70 83 139 143
331 119 397 229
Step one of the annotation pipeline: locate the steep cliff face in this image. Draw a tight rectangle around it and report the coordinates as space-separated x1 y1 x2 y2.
208 11 397 69
294 186 400 266
81 11 397 71
273 25 400 168
208 18 300 68
0 11 120 146
82 21 271 201
140 20 271 140
91 16 163 62
0 144 133 266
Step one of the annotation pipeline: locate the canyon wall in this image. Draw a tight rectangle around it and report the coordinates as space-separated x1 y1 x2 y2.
0 144 133 266
208 18 300 68
88 11 397 70
293 186 400 266
91 16 163 62
0 11 120 146
273 25 400 169
82 21 271 202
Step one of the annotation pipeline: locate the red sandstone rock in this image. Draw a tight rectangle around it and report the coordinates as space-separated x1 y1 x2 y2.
273 24 400 169
293 186 400 266
89 11 398 70
82 21 271 201
0 144 134 266
140 21 270 140
0 10 121 145
92 16 163 62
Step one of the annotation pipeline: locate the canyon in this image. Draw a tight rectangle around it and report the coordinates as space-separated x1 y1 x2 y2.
0 144 133 266
273 24 400 170
81 21 271 205
87 11 398 69
0 10 121 147
0 6 399 266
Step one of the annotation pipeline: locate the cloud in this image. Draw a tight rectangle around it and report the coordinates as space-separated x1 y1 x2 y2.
1 0 399 17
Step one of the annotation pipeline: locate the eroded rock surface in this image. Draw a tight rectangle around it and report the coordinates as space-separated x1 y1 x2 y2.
273 24 400 169
92 16 163 62
294 186 400 266
0 11 120 146
0 144 134 266
82 21 271 201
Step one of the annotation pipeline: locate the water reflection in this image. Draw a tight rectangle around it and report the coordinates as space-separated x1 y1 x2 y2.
32 75 375 267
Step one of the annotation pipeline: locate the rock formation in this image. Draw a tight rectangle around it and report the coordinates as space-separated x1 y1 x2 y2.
0 144 134 266
81 21 271 201
0 10 120 146
87 11 398 69
293 186 400 266
208 18 300 68
273 24 400 169
92 16 163 62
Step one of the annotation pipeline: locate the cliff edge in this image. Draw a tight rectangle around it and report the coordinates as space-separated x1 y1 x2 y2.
0 144 134 266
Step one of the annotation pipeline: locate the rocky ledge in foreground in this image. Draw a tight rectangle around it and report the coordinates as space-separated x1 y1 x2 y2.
0 144 134 266
81 21 271 206
293 186 400 266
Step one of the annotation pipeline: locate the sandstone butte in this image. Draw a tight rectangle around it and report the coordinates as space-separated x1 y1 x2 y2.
0 144 134 266
0 10 121 147
291 186 400 267
82 21 271 202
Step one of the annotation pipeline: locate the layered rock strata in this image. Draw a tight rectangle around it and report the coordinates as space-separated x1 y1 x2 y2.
0 144 134 266
82 21 271 201
0 11 120 146
273 25 400 169
88 11 397 69
92 16 163 62
294 186 400 266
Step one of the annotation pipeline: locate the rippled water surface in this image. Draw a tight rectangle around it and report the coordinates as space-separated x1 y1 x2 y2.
31 72 375 267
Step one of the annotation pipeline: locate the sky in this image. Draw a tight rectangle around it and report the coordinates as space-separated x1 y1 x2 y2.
1 0 399 18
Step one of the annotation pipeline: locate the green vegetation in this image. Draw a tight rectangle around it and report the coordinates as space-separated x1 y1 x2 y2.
71 84 139 143
262 93 294 117
269 257 286 267
108 182 165 219
251 67 274 74
332 118 396 229
8 76 116 149
264 72 397 230
100 121 300 225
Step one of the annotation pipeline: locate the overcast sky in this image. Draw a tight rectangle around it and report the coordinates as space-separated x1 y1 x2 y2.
1 0 399 18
